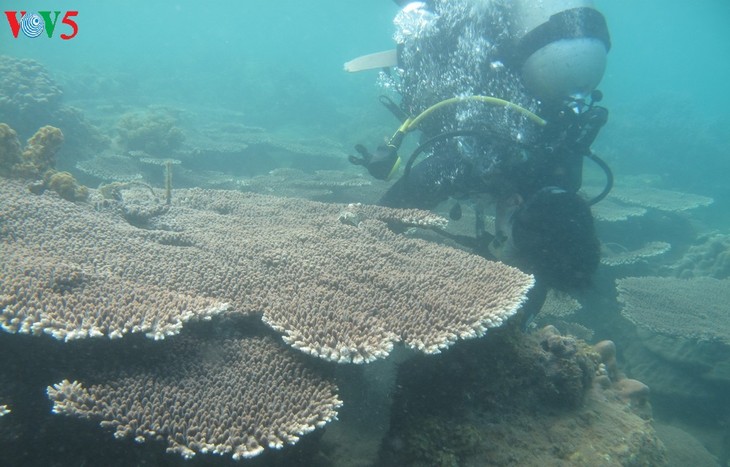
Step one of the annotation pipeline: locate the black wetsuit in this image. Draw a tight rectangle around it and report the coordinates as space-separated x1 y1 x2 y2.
378 105 606 211
377 0 607 315
378 1 607 211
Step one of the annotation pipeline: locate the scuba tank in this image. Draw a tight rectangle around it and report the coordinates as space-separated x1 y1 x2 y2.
508 0 611 103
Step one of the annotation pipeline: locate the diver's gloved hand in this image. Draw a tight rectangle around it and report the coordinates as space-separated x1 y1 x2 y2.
348 144 372 167
348 143 400 181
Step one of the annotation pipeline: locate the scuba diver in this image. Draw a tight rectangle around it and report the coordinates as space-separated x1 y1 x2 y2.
347 0 613 318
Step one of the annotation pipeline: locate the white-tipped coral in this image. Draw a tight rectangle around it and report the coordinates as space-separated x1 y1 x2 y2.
47 333 342 460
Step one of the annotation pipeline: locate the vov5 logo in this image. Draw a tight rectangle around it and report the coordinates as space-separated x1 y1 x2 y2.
4 10 78 39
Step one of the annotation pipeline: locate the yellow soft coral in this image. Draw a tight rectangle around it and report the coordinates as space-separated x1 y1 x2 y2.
1 124 89 202
21 125 64 175
44 170 89 202
0 123 22 176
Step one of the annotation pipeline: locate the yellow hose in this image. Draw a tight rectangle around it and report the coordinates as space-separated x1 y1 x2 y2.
398 95 546 134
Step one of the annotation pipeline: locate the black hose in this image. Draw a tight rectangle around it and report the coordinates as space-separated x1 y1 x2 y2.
584 151 613 205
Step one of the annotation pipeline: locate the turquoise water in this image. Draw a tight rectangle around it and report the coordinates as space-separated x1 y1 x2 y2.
5 1 729 113
5 1 728 195
2 1 730 465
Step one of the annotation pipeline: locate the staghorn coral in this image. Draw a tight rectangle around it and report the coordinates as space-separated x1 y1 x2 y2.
47 331 342 460
617 276 730 344
1 177 532 359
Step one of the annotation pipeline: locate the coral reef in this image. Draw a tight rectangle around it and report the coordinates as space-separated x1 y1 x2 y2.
22 125 64 174
8 125 65 178
50 105 110 155
378 326 665 466
397 417 483 466
590 197 648 222
174 110 350 176
47 328 341 461
617 276 730 344
614 274 730 461
75 153 143 183
654 423 719 467
1 178 672 465
238 168 372 202
0 124 89 202
601 241 672 267
0 55 109 156
670 232 730 279
115 110 185 153
0 123 22 175
44 170 89 202
0 56 109 159
1 178 530 353
0 56 63 136
609 186 713 212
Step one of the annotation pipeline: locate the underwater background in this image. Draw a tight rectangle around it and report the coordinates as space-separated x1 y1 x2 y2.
4 0 730 206
2 0 730 466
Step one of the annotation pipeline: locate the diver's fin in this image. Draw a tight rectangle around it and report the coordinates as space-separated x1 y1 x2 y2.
344 49 398 72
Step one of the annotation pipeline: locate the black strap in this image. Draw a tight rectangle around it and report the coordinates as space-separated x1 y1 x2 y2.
513 7 611 67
